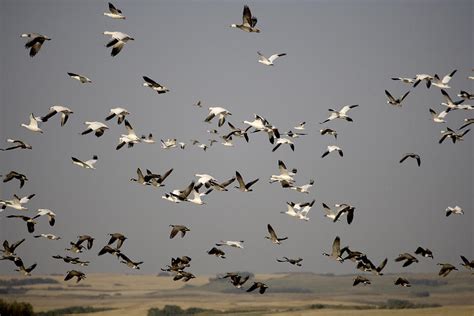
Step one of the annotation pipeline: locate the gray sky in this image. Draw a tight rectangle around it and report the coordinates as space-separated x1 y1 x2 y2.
0 0 472 276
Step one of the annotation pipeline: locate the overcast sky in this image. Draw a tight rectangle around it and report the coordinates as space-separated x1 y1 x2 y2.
0 0 472 277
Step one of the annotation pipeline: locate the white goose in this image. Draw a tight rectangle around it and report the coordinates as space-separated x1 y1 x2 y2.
322 145 343 158
103 31 134 57
269 160 297 184
0 194 35 211
116 120 141 150
257 51 287 66
290 179 314 194
445 206 464 217
320 105 359 124
141 134 155 144
391 77 416 84
205 107 232 127
243 114 269 131
41 105 74 126
429 108 451 123
413 74 434 88
104 2 125 19
161 138 177 149
143 76 169 94
21 113 43 133
71 155 98 169
81 121 109 137
106 107 130 125
36 209 56 226
272 138 294 152
216 240 244 249
67 73 92 83
431 70 457 89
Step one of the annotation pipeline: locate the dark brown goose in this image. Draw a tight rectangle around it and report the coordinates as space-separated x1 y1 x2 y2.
52 255 89 266
265 224 288 245
75 235 95 250
118 253 143 269
169 225 190 239
230 5 260 33
65 241 85 254
108 233 127 249
207 247 226 259
322 236 344 262
173 270 195 282
437 263 457 277
1 239 25 258
64 270 86 283
414 247 433 259
1 139 32 151
276 257 303 266
399 153 421 166
394 277 411 287
235 171 259 192
98 245 121 257
460 256 474 271
395 253 419 267
353 275 371 286
246 282 268 294
1 171 28 188
21 33 51 57
13 257 37 276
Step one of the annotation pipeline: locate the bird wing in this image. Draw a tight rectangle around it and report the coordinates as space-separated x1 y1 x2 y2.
400 91 410 101
332 236 341 255
267 224 277 240
109 2 122 14
111 41 125 57
235 171 246 189
385 90 396 102
242 5 253 26
246 282 258 292
268 53 286 63
442 69 456 84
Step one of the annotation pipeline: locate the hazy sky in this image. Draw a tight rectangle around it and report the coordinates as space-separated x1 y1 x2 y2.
0 0 472 277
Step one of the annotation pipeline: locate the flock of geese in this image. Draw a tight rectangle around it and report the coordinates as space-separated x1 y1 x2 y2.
1 3 473 296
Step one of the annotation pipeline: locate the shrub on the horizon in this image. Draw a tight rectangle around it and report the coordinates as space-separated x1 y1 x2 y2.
147 305 215 316
0 299 34 316
36 305 114 315
0 278 59 287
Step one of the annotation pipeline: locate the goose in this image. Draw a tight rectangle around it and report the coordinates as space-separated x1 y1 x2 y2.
75 235 95 250
104 2 125 19
285 200 314 221
67 72 92 83
36 209 56 226
52 255 89 266
294 122 306 130
207 129 218 134
1 139 32 151
179 142 186 149
64 270 86 283
320 128 338 139
243 114 270 131
183 188 207 205
142 168 173 187
220 134 234 147
198 143 208 151
459 118 474 130
1 171 28 188
269 160 297 184
391 77 416 84
277 257 303 266
272 137 294 152
343 248 365 263
103 31 134 56
108 233 127 249
81 121 109 137
357 257 388 276
65 241 85 254
445 205 463 216
429 108 451 123
399 153 420 166
161 138 177 149
437 263 457 277
321 145 343 158
173 271 195 282
385 90 410 107
208 139 218 147
141 133 155 144
41 105 74 126
290 179 314 194
395 253 419 267
21 33 51 57
230 5 260 33
394 277 411 287
414 247 433 259
413 74 434 88
21 113 43 133
1 239 25 258
228 274 250 288
98 245 121 257
333 205 355 224
246 282 268 294
440 89 465 110
458 91 474 100
353 275 371 286
169 256 192 271
320 105 359 124
283 130 306 139
322 236 344 262
72 155 98 169
281 202 301 218
439 128 470 144
118 253 143 269
34 233 61 240
130 168 148 185
235 171 259 192
257 51 286 66
143 76 169 94
207 247 226 259
203 177 236 192
13 257 37 276
116 120 141 150
204 107 232 127
0 194 35 211
460 256 474 271
195 174 218 187
265 224 288 245
431 70 457 89
106 107 130 125
169 225 190 239
216 240 244 249
162 181 195 203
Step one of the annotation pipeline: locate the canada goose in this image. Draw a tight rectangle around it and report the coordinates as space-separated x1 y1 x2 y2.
183 188 207 205
162 181 195 203
81 121 109 137
277 257 303 266
399 153 420 166
459 118 474 130
235 171 259 192
343 248 365 263
67 72 92 83
1 139 32 151
246 282 268 294
13 257 37 276
141 134 155 144
98 245 121 257
460 256 474 271
75 235 95 250
216 240 244 249
437 263 457 277
72 155 98 169
36 209 56 226
173 270 195 282
290 179 314 194
414 247 433 259
106 107 130 125
0 194 35 211
445 205 464 216
34 233 61 240
204 107 232 127
145 168 173 187
1 239 25 258
6 215 39 233
431 70 457 89
333 205 355 224
21 113 43 133
395 253 419 267
65 241 85 254
118 253 143 269
130 168 148 185
385 90 410 107
207 247 226 259
429 108 451 123
357 257 388 276
64 270 86 283
439 128 470 144
52 255 89 266
272 137 294 152
394 277 411 287
257 51 286 66
1 171 28 188
458 91 474 100
164 256 192 272
230 5 260 33
320 128 338 139
228 123 252 142
108 233 127 249
413 74 434 88
228 274 250 288
116 120 141 150
391 77 416 84
322 145 343 158
169 225 190 239
269 160 297 184
104 2 125 19
265 224 288 245
143 76 169 94
103 31 134 56
322 236 344 262
440 89 466 110
21 33 51 57
320 105 359 124
353 275 371 286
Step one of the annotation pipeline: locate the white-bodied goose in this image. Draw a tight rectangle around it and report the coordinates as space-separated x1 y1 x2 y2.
414 247 433 259
431 70 457 89
21 33 51 57
216 240 244 249
67 72 92 83
235 171 259 192
72 155 98 169
413 74 434 88
0 194 35 211
394 277 411 287
284 130 306 139
183 188 207 205
207 247 226 259
1 139 32 151
320 105 359 124
205 107 232 127
21 113 43 133
6 214 40 233
169 225 190 239
246 282 268 294
269 160 297 184
321 145 343 158
13 257 37 276
118 253 143 269
385 90 410 107
437 263 457 277
103 31 134 56
429 108 451 123
106 107 130 125
445 205 464 216
2 171 28 188
322 236 344 262
265 224 288 245
34 233 61 240
231 5 260 33
277 257 303 266
141 134 155 144
353 275 371 286
36 209 56 226
104 2 125 19
440 89 465 110
81 121 109 137
272 137 294 152
162 181 195 203
108 233 127 249
395 253 419 267
290 179 314 194
116 120 141 150
64 270 86 283
143 76 169 94
320 128 338 139
399 153 420 166
161 138 177 149
257 51 286 66
391 77 415 84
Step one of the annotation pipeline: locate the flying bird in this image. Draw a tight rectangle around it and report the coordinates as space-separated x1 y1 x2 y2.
395 253 419 267
108 233 127 249
13 257 37 276
21 33 51 57
385 90 410 107
105 107 130 125
431 70 457 89
1 171 28 188
437 263 457 277
64 270 86 283
118 253 143 269
257 51 286 66
169 225 190 239
215 240 244 249
36 209 56 226
399 153 420 166
445 205 464 217
207 247 226 259
116 120 141 150
6 214 40 233
204 107 232 127
21 113 43 133
353 275 371 286
81 121 109 137
429 108 451 123
322 236 344 262
277 257 303 266
414 247 433 259
235 171 259 192
320 128 338 139
72 155 98 169
104 2 125 19
0 194 35 211
103 31 134 56
246 282 268 294
230 5 260 33
321 145 343 158
143 76 169 94
320 105 359 124
1 139 32 151
34 233 61 240
265 224 288 245
67 72 92 83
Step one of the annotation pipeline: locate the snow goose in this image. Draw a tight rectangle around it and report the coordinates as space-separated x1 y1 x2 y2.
6 214 40 233
440 89 465 110
321 145 343 158
458 91 473 100
437 263 457 277
116 120 141 150
21 113 43 133
272 137 294 152
320 128 337 139
281 202 301 218
460 256 474 271
459 118 474 130
141 134 155 144
353 275 371 286
72 155 98 169
216 240 244 249
394 253 419 267
235 171 259 192
13 257 37 276
294 122 306 130
227 122 251 142
230 5 260 33
183 188 207 205
64 270 86 283
277 257 303 266
103 31 134 56
1 171 28 188
1 139 32 151
21 33 51 57
322 236 344 262
207 247 226 259
391 77 415 84
108 233 127 249
283 130 306 139
162 181 195 203
179 142 186 149
161 138 177 149
399 153 420 166
106 107 130 125
431 70 457 89
67 72 92 83
385 90 410 107
220 134 234 147
81 121 109 137
414 247 433 259
169 225 190 239
194 100 202 107
290 179 314 194
320 105 359 124
143 76 169 94
75 235 95 250
269 160 297 184
246 282 268 294
413 74 434 88
243 114 269 131
36 209 56 226
104 2 125 19
265 224 288 245
445 205 463 216
333 204 355 224
429 108 451 123
1 239 25 258
34 233 61 240
205 107 232 127
0 194 35 211
394 277 411 287
257 51 286 66
118 253 143 269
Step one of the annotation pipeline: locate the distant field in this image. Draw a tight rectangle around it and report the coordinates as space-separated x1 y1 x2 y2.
1 272 473 315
